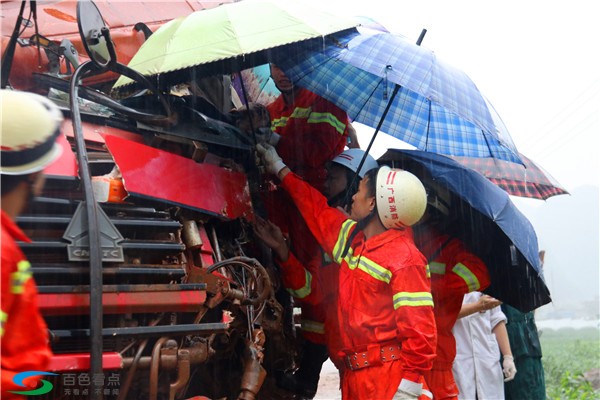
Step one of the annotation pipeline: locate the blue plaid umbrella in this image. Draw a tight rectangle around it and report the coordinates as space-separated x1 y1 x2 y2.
272 28 522 163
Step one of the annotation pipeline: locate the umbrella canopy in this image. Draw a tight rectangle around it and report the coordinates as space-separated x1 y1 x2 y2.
379 149 551 312
451 153 569 200
272 28 522 163
113 0 357 91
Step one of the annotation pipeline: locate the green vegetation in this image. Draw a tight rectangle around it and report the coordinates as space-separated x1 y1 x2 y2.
541 327 600 399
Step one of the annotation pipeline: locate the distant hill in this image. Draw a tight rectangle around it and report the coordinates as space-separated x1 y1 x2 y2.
512 185 599 319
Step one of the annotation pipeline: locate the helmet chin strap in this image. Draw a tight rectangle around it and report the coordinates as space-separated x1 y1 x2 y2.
340 208 377 259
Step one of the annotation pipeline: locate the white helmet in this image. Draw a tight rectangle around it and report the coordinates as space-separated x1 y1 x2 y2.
331 148 378 178
424 179 452 216
1 90 63 175
376 166 427 228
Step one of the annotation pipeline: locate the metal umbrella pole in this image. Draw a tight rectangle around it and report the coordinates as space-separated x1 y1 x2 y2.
349 29 428 194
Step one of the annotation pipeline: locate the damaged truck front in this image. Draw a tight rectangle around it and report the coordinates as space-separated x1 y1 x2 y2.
1 1 298 398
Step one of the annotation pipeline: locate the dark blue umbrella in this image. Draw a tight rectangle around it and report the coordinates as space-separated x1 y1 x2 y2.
379 149 551 312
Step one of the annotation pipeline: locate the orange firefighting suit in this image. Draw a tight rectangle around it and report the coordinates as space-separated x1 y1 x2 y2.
415 226 491 400
266 87 350 353
267 87 349 193
279 252 343 365
281 172 436 400
1 210 53 399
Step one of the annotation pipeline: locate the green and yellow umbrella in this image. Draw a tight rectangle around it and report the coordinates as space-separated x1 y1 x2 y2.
113 0 357 91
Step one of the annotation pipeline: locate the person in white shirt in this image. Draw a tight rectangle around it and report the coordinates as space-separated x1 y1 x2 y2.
452 292 517 399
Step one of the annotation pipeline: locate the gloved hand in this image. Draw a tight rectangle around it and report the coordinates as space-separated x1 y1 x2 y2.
502 355 517 382
256 143 286 176
394 379 422 400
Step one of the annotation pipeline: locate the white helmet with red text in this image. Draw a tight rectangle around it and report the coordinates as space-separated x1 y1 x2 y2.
375 166 427 228
331 148 378 178
1 90 63 175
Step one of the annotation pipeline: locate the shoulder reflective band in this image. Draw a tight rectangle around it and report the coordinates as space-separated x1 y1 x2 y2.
307 112 346 135
286 269 313 299
333 219 356 263
452 263 481 292
0 310 7 336
393 292 434 309
430 261 446 275
333 220 393 283
301 319 325 334
271 107 346 135
11 260 32 294
343 249 392 283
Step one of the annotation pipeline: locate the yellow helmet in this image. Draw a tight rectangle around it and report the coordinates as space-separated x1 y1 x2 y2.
1 90 63 175
376 166 427 228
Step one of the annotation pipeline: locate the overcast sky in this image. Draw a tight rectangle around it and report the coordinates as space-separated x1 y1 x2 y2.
295 0 599 192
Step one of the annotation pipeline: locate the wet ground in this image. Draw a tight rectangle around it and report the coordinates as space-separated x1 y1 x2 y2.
314 360 341 400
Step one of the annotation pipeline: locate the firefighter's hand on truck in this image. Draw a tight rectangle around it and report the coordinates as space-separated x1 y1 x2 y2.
502 355 517 382
253 216 289 261
256 143 286 175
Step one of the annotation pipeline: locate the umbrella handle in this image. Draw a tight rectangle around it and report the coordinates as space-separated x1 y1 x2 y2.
416 29 428 46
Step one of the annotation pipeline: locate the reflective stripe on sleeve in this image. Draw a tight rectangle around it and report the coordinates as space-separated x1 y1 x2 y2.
393 291 434 309
0 310 7 336
333 219 356 263
11 260 32 294
452 262 481 292
429 261 446 275
286 269 313 299
300 319 325 334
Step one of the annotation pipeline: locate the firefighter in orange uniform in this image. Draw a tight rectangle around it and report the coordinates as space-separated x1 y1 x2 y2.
257 143 436 400
254 149 379 397
259 64 352 397
414 181 491 400
1 90 60 397
266 64 350 192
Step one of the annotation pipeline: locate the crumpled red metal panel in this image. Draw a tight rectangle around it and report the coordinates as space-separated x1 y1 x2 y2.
44 131 78 177
104 134 254 221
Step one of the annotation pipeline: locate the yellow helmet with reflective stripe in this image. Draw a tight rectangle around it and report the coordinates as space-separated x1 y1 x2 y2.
1 90 63 175
376 166 427 228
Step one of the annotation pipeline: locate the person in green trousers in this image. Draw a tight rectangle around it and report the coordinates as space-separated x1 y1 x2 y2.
501 250 547 399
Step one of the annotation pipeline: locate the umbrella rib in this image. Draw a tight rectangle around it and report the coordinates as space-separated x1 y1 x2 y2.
355 78 384 120
424 99 432 151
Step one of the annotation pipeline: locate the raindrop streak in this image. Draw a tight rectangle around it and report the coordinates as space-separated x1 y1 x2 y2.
509 245 518 266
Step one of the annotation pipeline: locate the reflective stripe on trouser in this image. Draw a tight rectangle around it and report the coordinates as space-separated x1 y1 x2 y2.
301 319 325 335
